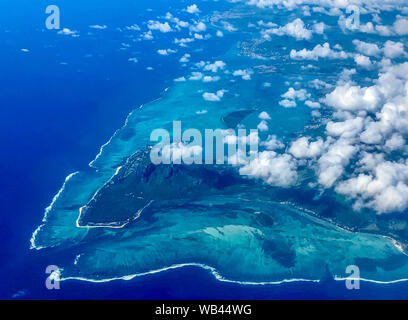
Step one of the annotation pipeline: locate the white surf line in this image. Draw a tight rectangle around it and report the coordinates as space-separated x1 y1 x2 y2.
59 262 320 286
88 85 168 169
334 276 408 285
75 163 153 229
76 200 154 229
88 108 138 168
30 171 79 250
58 262 408 287
391 239 408 257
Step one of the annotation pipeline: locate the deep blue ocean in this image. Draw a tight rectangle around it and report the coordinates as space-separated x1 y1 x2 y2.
1 0 408 299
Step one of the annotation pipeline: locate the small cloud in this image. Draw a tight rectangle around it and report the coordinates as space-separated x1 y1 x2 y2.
259 111 271 120
279 99 297 108
233 69 253 80
148 20 173 33
202 90 226 101
202 76 220 82
190 21 206 33
186 4 200 14
257 120 269 132
57 28 79 37
89 25 107 30
179 53 191 63
216 30 224 37
142 31 154 40
126 24 141 31
157 49 177 56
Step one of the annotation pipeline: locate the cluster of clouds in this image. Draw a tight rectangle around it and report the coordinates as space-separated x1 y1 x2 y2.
352 39 407 69
232 69 253 80
290 43 350 60
291 62 408 213
143 0 408 214
341 15 408 36
288 39 406 70
240 151 298 187
261 18 326 40
130 4 217 59
234 57 408 213
184 60 227 82
279 87 311 108
57 28 79 37
157 48 177 56
202 90 227 101
246 0 408 12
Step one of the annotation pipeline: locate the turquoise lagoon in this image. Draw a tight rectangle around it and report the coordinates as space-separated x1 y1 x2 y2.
30 3 408 286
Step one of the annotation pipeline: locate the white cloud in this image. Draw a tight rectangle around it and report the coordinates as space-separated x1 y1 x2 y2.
90 25 107 30
323 83 382 112
189 72 203 80
186 4 200 14
354 54 374 69
352 40 381 57
202 90 226 101
157 49 177 55
239 151 298 187
336 156 408 213
148 20 173 33
290 43 350 60
201 60 226 72
57 28 79 37
261 135 284 150
317 139 358 188
259 111 271 120
202 75 220 82
305 100 321 108
233 69 253 80
142 30 154 40
383 40 406 59
222 21 238 32
281 87 310 101
126 24 140 31
308 79 332 90
289 137 326 159
393 16 408 35
313 22 327 35
262 18 313 40
175 38 195 47
179 53 191 63
257 120 269 131
326 117 365 139
279 99 297 108
353 15 408 36
190 21 207 33
174 77 186 82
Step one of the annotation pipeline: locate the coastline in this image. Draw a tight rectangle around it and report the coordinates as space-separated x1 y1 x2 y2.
58 261 408 287
30 86 172 249
29 171 79 250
